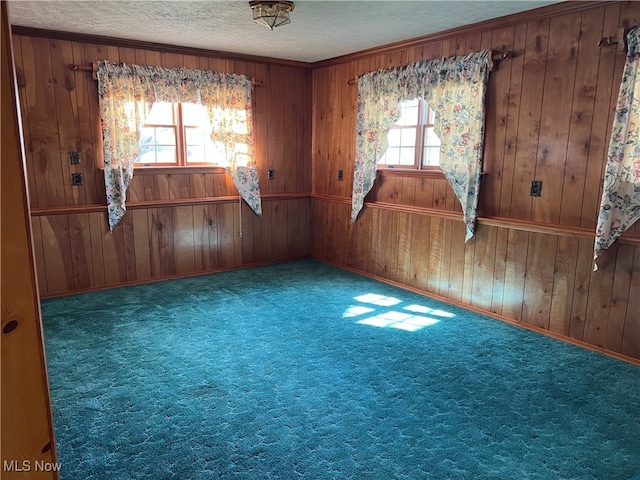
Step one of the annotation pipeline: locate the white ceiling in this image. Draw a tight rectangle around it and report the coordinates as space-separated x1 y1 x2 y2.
8 0 560 63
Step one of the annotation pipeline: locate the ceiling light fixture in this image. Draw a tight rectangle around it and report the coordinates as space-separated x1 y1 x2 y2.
249 1 294 30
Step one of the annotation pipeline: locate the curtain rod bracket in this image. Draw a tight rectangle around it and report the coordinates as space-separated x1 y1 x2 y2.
597 28 628 52
67 63 264 86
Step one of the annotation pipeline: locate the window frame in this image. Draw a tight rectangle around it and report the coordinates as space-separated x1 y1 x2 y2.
135 102 223 169
376 98 441 173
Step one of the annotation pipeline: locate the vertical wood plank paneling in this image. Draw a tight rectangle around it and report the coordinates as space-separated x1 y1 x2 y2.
12 35 39 208
40 215 73 294
426 217 443 294
272 200 289 261
50 39 83 206
447 221 466 303
101 213 125 285
510 19 550 220
326 65 341 197
415 177 434 208
131 209 151 281
254 63 270 193
502 229 528 321
604 245 634 351
21 36 66 207
481 26 515 217
548 236 578 335
174 205 196 274
301 70 313 193
267 65 285 193
121 210 138 282
580 3 622 228
88 212 107 288
621 248 640 358
72 42 100 205
499 23 528 218
559 7 606 226
68 213 93 290
471 225 497 311
568 237 593 341
283 67 298 193
206 205 221 270
583 245 617 349
490 227 509 315
433 179 448 210
522 232 557 329
339 62 356 199
530 13 581 224
408 215 430 291
396 212 412 283
363 208 378 275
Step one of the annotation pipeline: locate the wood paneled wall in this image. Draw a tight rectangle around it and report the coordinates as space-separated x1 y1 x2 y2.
12 32 312 297
1 2 58 477
311 1 640 362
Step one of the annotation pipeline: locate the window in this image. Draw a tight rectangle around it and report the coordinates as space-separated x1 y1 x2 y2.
378 98 440 170
137 102 230 167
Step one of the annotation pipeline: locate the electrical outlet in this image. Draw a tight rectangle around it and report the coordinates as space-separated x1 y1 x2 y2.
338 170 344 181
69 151 81 165
71 173 83 186
267 168 274 180
530 180 542 197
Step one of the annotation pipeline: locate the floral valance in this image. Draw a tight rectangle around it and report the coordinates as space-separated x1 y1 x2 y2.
96 60 261 230
594 25 640 269
352 50 492 241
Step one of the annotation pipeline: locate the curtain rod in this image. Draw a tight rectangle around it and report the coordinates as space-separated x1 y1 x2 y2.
67 63 265 87
346 50 512 86
597 28 628 52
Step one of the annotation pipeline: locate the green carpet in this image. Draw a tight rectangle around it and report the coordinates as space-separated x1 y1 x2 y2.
41 259 640 480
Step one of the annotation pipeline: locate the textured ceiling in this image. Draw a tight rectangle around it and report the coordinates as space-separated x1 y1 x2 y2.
8 0 559 63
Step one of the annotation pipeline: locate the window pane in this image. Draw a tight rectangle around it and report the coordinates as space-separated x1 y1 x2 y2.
187 146 206 163
399 128 416 147
145 102 174 125
423 146 440 167
185 126 206 146
182 103 209 126
156 146 176 164
155 127 176 145
380 147 400 165
139 127 155 145
424 127 441 147
387 128 402 147
206 142 227 165
399 147 416 166
397 99 419 126
428 106 436 124
136 145 157 164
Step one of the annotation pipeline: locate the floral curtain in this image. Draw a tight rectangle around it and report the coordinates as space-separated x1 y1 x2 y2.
352 50 491 241
96 60 261 230
594 25 640 270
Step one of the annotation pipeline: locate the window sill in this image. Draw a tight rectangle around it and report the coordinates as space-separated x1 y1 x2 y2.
130 165 227 175
376 167 444 179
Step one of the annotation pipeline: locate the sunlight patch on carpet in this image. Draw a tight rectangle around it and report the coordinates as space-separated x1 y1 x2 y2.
348 293 454 331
